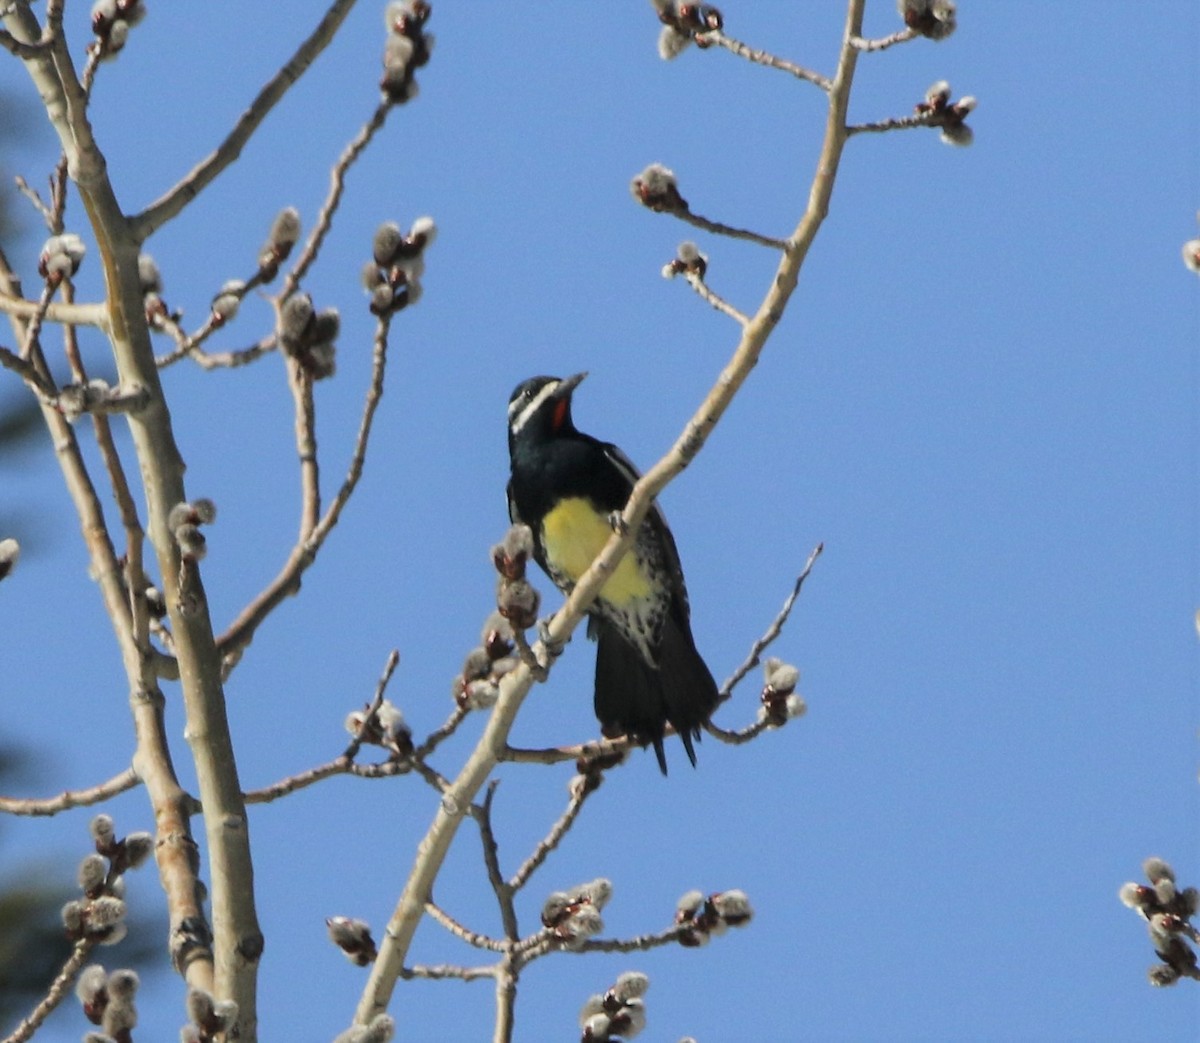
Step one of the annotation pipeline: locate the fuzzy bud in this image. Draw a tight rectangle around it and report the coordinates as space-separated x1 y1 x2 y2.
210 279 244 324
898 0 956 40
327 916 378 965
78 854 108 895
1182 239 1200 274
105 968 139 1001
137 253 162 295
90 814 117 850
481 611 515 658
373 222 404 267
573 878 613 911
0 538 19 582
612 971 650 1001
497 578 540 630
712 888 753 926
122 831 154 869
1144 857 1175 884
174 524 207 562
630 163 687 213
260 207 302 274
77 964 109 1022
280 293 315 343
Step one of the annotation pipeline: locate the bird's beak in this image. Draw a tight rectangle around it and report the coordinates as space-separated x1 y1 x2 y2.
554 371 587 398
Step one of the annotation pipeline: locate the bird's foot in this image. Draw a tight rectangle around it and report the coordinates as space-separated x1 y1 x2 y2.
537 617 568 660
607 510 629 536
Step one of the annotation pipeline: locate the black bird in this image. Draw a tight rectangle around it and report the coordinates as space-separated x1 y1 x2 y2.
506 373 719 773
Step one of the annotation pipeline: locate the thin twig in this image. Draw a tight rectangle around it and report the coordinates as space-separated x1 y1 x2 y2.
502 736 632 767
411 704 470 761
400 963 497 982
519 925 687 962
219 314 393 661
510 629 547 678
0 344 56 395
684 272 749 325
474 783 520 940
849 28 918 52
20 281 55 359
677 208 789 251
153 303 276 370
281 101 391 297
130 0 360 241
719 542 823 699
425 900 507 952
0 766 140 816
508 775 598 891
1 940 93 1043
701 31 832 90
704 718 772 746
12 174 52 225
0 292 106 327
847 112 938 136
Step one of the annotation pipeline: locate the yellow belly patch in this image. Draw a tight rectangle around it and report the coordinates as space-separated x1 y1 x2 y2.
541 497 651 605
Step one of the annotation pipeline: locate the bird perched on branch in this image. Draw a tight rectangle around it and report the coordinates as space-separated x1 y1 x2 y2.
506 372 719 773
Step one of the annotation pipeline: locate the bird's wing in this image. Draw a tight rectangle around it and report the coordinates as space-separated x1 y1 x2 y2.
506 478 522 526
601 441 692 623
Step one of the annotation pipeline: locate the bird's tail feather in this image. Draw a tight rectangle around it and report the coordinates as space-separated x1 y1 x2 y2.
593 617 719 775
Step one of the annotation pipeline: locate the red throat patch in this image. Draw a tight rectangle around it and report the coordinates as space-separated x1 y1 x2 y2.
552 398 569 432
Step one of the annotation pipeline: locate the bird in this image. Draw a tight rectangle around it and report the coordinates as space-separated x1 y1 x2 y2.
506 372 719 773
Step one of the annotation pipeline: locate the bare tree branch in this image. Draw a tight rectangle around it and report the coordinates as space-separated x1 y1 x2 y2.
701 30 832 90
683 271 749 325
719 542 823 699
130 0 360 241
354 2 868 1028
1 940 94 1043
0 766 140 816
849 27 918 52
219 314 394 664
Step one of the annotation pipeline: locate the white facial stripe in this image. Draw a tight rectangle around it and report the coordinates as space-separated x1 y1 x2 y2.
509 380 561 435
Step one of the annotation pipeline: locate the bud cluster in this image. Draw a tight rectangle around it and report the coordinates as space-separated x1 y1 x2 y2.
674 888 753 947
491 524 541 632
345 698 413 758
91 0 146 59
56 378 149 423
363 217 436 316
326 916 379 966
898 0 956 40
180 987 239 1043
168 499 218 563
629 163 688 214
381 1 433 103
758 657 806 727
61 814 154 948
38 233 86 285
332 1014 396 1043
542 878 613 949
651 1 723 61
1119 857 1200 986
916 80 976 147
579 971 650 1042
76 964 139 1040
453 610 520 711
661 241 707 281
279 293 340 379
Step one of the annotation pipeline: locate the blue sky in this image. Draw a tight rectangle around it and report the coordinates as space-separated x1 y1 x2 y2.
1 2 1198 1040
